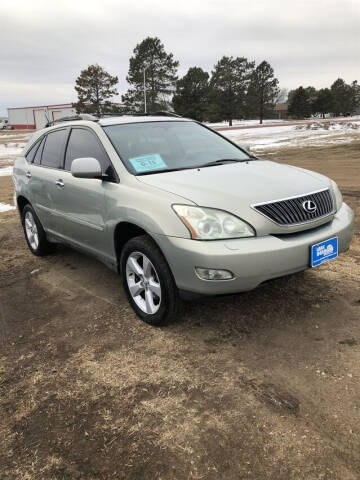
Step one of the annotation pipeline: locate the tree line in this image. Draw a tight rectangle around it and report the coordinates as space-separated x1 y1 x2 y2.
74 36 279 126
288 80 360 119
73 36 359 125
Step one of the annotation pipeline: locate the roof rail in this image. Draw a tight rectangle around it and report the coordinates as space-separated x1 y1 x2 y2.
100 113 126 117
99 111 183 119
45 113 98 128
145 111 182 118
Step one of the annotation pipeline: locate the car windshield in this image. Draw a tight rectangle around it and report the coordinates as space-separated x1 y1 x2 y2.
103 121 250 175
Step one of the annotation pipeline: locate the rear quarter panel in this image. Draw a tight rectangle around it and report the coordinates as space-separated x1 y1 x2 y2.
13 156 30 208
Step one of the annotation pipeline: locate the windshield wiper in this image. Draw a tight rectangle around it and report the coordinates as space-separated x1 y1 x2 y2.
198 157 255 168
136 166 196 176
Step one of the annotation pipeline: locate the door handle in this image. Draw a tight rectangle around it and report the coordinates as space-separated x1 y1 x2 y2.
55 179 65 188
26 171 32 178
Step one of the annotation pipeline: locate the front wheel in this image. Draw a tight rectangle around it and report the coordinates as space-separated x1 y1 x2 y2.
121 235 180 325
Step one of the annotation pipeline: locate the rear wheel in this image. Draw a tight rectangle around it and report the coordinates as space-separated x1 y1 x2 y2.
22 204 53 256
121 235 180 325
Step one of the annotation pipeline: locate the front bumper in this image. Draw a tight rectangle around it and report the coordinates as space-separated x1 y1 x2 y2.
153 203 354 295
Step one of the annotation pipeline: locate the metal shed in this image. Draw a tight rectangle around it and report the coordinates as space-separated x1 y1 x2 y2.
7 103 76 130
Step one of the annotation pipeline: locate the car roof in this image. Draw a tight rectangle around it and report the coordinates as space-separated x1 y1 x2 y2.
25 115 194 152
35 115 193 138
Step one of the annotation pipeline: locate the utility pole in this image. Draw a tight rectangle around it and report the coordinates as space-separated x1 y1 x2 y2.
143 66 148 114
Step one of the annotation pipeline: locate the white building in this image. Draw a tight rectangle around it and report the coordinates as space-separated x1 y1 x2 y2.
7 103 76 130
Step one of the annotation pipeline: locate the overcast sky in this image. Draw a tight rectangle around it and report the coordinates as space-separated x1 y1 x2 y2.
0 0 359 116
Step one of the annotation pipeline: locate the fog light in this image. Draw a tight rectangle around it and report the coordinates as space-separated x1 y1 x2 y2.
195 267 234 280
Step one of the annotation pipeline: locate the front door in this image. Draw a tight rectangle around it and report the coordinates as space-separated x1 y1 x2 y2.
50 127 116 259
51 172 108 256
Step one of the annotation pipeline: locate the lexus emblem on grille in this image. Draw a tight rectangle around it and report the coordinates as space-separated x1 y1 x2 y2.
302 200 317 213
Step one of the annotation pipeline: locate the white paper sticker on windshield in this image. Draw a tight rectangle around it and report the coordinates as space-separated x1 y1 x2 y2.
129 154 167 173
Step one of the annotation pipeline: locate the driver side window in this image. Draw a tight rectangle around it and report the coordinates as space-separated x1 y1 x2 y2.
64 128 116 181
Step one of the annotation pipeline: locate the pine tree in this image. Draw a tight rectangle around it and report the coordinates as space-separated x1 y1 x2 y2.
73 64 118 116
331 78 358 116
313 88 334 118
172 67 209 121
246 61 279 124
288 86 312 119
351 80 360 109
210 56 255 126
304 86 318 116
122 37 179 113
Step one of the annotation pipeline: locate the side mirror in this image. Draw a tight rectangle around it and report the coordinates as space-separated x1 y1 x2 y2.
71 157 102 179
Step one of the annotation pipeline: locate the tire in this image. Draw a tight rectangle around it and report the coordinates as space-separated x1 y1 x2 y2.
22 204 54 256
121 235 180 325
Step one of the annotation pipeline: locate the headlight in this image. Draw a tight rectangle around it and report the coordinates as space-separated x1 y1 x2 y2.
330 180 343 211
172 205 255 240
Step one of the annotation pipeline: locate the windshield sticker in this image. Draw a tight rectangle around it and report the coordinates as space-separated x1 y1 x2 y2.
129 153 167 173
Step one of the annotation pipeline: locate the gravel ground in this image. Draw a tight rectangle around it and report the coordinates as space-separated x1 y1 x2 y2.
0 141 359 479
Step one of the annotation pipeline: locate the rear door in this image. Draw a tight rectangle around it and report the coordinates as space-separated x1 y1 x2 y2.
28 128 69 232
50 127 117 257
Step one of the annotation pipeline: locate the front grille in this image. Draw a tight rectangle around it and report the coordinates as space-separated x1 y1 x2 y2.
253 189 334 226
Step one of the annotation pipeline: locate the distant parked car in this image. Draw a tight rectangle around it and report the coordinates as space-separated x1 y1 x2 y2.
12 113 354 325
0 119 13 130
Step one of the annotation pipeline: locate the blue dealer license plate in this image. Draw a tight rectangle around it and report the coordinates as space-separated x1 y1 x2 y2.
311 237 338 267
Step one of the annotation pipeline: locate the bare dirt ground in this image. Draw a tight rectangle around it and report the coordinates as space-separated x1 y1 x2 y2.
0 141 359 480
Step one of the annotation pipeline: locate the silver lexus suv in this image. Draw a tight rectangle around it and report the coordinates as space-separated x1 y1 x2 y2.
13 113 354 324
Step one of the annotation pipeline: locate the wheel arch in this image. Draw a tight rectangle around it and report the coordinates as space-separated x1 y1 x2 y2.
113 221 170 274
16 195 31 215
114 221 148 271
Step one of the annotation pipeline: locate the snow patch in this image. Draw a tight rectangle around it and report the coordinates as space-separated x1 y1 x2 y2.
0 166 13 176
294 121 360 131
0 143 25 158
221 121 360 150
0 202 15 213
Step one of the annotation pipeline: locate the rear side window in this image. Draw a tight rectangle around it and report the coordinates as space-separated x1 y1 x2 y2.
25 139 41 163
33 137 46 164
41 129 68 168
64 128 115 180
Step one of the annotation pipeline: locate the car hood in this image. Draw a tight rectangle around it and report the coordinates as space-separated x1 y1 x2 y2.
137 160 332 235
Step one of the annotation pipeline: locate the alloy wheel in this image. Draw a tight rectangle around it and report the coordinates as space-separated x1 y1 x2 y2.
24 211 39 250
126 252 162 314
